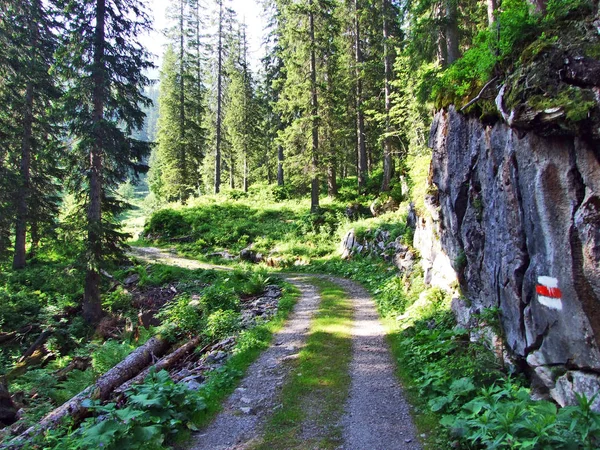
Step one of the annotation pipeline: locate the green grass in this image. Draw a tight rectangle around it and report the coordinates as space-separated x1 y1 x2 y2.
254 278 353 450
192 282 300 429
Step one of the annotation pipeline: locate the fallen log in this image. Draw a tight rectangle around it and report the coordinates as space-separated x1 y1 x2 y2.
5 349 54 382
0 325 38 346
113 336 208 397
6 336 169 448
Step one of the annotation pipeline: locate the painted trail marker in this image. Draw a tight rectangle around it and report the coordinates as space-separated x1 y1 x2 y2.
536 276 563 310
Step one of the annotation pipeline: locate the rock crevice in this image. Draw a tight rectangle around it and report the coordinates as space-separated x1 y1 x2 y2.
427 106 600 409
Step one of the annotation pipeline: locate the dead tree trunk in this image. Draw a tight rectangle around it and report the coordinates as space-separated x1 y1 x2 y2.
381 0 393 192
8 337 169 447
214 0 223 194
355 0 367 190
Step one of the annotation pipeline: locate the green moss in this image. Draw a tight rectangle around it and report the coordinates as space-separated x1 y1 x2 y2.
528 85 596 123
584 43 600 60
406 153 432 217
519 32 558 64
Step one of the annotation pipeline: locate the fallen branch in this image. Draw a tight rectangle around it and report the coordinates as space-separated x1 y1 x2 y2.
0 332 17 345
0 325 38 345
5 349 54 382
113 336 208 397
7 336 169 448
18 329 53 363
54 357 91 382
460 77 498 112
495 83 515 126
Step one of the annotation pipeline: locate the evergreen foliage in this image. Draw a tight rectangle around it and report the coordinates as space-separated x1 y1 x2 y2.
55 0 153 322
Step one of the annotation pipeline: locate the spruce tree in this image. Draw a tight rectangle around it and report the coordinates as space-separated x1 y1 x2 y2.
0 0 63 266
56 0 153 324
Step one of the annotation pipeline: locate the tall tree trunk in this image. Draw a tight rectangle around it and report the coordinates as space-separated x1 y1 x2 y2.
13 1 40 270
243 151 248 192
84 0 106 324
381 0 393 192
214 0 223 194
230 157 234 189
327 162 337 197
178 0 187 202
28 220 39 260
13 82 33 270
355 0 367 190
529 0 547 14
309 1 319 213
277 143 284 186
445 0 460 66
242 28 249 193
487 0 497 26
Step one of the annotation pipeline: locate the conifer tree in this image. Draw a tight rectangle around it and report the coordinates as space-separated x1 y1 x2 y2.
223 24 258 192
56 0 153 323
0 0 63 267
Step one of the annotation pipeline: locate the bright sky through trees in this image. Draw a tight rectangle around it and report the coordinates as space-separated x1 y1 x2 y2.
139 0 266 71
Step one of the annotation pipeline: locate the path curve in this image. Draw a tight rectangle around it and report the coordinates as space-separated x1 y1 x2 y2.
129 248 421 449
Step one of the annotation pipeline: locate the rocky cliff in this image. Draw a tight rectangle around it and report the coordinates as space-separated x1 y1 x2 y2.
427 106 600 408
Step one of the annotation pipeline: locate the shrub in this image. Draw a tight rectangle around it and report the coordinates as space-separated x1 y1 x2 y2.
91 340 135 375
102 286 133 313
157 295 205 338
143 209 188 238
205 310 241 340
200 284 240 313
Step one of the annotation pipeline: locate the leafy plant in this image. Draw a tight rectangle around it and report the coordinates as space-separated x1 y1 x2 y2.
200 284 239 312
157 294 205 339
205 309 241 340
91 340 135 375
42 369 206 450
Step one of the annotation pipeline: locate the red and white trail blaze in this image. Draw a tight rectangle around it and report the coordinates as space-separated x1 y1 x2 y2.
536 276 563 310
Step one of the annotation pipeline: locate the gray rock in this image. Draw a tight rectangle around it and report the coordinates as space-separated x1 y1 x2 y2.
340 229 359 259
426 106 600 405
551 371 600 412
123 273 140 285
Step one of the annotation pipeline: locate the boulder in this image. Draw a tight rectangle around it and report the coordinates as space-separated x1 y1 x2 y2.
240 246 264 263
340 229 359 259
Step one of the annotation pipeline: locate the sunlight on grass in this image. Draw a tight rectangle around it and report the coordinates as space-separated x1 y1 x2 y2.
253 278 353 450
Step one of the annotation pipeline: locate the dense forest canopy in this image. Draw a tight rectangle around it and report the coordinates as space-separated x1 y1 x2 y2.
1 0 600 447
0 0 596 319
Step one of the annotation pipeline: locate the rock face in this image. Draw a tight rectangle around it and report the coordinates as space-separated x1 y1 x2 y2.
413 202 457 292
429 106 600 408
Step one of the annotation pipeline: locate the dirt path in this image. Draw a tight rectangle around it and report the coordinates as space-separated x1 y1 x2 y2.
130 248 421 449
331 276 421 450
187 276 320 450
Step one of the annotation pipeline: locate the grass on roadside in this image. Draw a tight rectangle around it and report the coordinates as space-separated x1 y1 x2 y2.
192 282 301 429
254 278 353 450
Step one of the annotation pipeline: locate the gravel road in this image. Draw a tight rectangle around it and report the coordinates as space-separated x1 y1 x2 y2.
130 248 421 449
186 276 321 450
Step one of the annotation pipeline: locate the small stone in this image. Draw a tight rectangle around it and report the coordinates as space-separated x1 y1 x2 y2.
405 439 412 443
240 397 252 404
184 380 203 390
240 407 253 415
123 273 140 285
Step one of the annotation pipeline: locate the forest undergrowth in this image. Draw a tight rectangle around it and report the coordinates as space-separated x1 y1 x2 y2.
138 179 600 450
